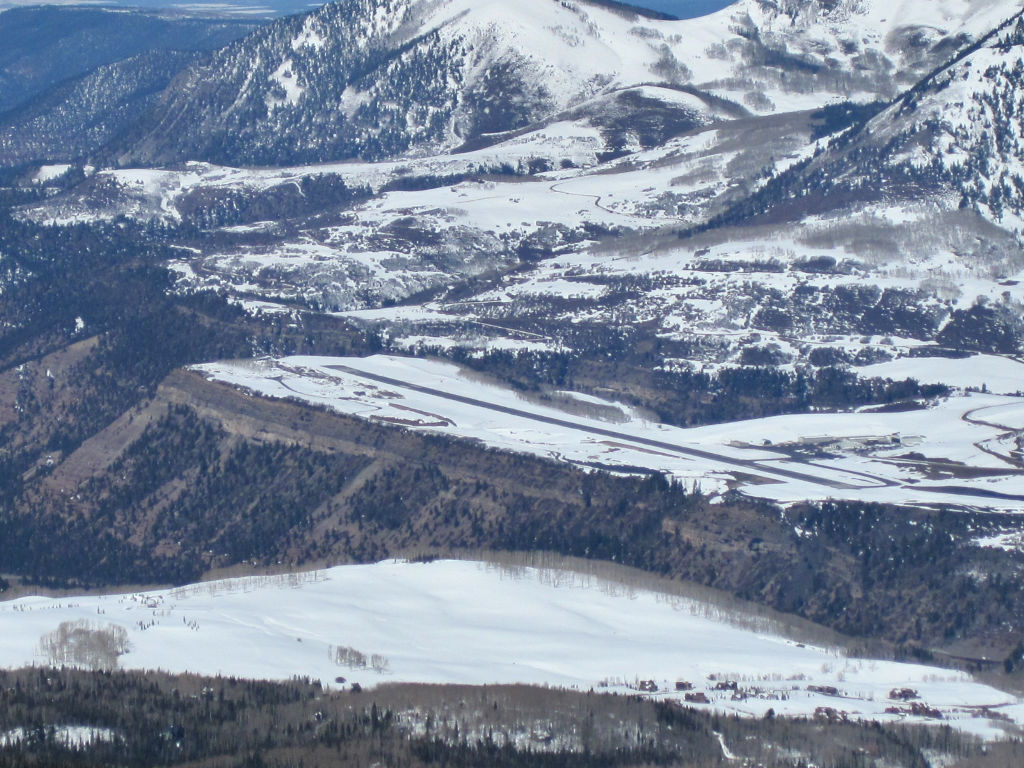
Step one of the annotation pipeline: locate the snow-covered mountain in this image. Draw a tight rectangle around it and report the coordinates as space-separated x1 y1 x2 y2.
18 2 1024 365
104 0 1020 166
784 11 1024 231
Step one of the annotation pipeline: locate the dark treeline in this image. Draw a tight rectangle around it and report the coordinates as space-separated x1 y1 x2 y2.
0 667 1018 768
438 344 948 428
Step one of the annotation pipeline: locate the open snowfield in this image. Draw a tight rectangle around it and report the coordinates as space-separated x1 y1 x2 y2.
0 559 1020 738
195 355 1024 512
856 355 1024 395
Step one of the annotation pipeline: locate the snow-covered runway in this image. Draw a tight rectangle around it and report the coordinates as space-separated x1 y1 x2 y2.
195 355 1024 513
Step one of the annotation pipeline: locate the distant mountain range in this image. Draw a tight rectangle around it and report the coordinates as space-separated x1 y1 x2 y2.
0 6 257 114
4 0 1016 168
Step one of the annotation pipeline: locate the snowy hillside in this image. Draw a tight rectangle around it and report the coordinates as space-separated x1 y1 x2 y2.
836 12 1024 229
714 9 1024 234
119 0 719 165
2 559 1020 737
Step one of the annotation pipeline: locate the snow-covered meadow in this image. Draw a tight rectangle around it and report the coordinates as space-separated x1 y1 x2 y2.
194 355 1024 514
0 559 1020 738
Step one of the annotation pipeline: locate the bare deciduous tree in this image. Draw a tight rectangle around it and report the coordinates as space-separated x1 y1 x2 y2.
38 620 131 671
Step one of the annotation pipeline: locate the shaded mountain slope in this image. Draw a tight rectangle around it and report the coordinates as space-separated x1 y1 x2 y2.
0 5 257 114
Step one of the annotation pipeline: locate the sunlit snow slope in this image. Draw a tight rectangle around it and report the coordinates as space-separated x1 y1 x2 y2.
1 560 1020 737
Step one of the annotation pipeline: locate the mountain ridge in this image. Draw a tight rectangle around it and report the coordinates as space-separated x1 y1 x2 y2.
78 0 1020 167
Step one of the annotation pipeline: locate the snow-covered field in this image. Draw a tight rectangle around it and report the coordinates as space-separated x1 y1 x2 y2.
0 559 1019 738
195 355 1024 512
21 118 611 227
857 355 1024 395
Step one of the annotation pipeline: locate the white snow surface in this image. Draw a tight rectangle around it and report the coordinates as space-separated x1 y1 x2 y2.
1 559 1020 737
195 355 1024 512
400 0 1020 115
0 725 116 748
32 164 72 184
857 355 1024 395
973 531 1024 551
266 58 304 110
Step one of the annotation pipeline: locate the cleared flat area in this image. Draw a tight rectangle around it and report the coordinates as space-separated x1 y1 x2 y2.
325 362 869 490
196 355 1024 513
1 559 1020 738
